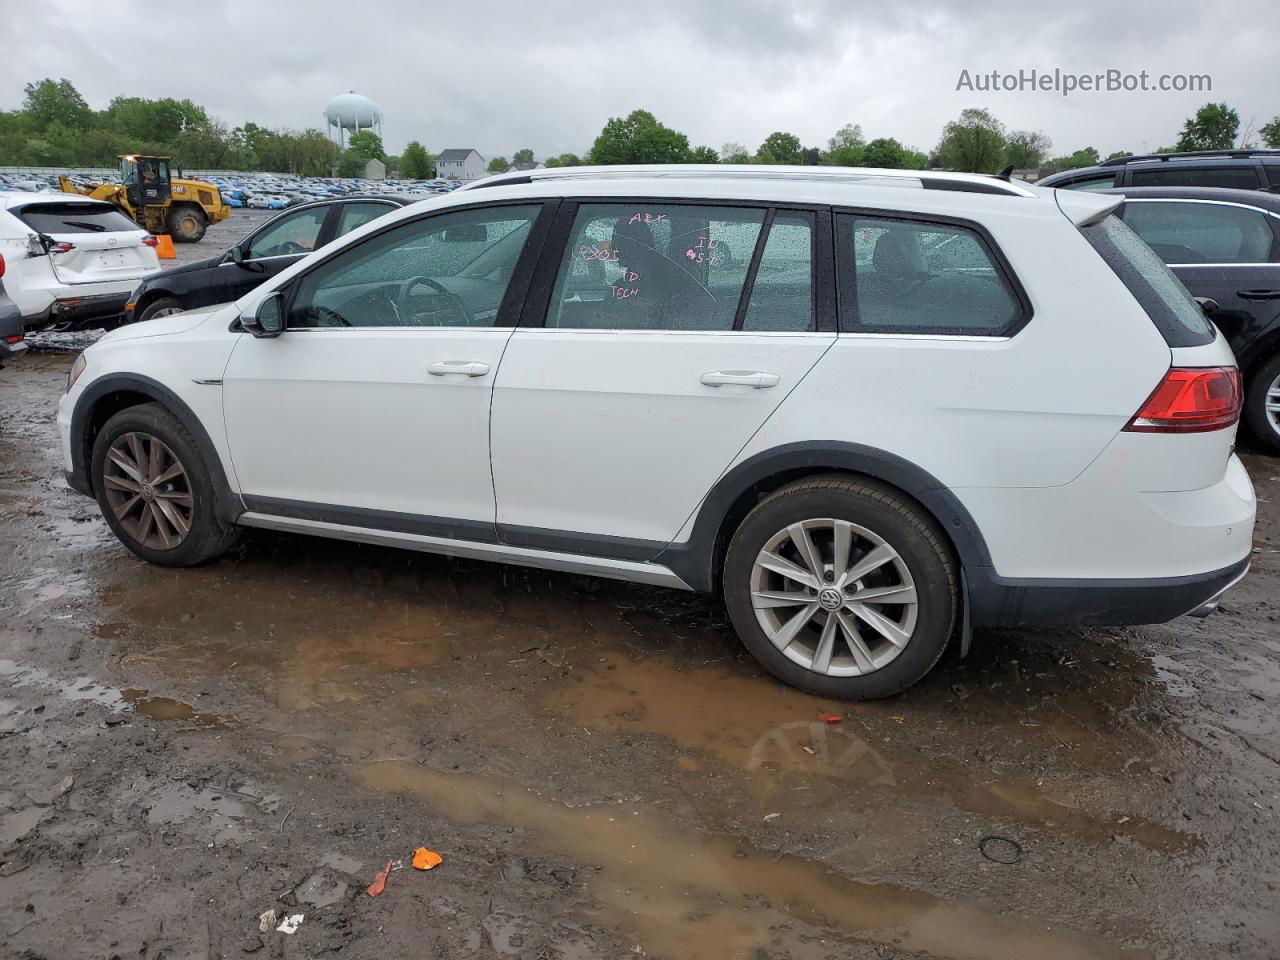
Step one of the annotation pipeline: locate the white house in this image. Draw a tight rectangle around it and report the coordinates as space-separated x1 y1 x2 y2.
505 160 545 173
436 149 487 181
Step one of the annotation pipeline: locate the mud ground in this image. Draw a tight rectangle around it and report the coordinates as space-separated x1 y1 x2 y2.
2 351 1279 960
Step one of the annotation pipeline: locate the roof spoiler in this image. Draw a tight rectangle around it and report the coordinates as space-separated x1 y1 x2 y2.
1053 188 1122 227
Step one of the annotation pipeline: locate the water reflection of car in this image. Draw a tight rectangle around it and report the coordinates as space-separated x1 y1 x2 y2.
123 196 416 324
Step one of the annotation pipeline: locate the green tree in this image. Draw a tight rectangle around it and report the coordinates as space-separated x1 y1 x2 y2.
689 145 718 163
544 153 582 167
401 140 434 178
1105 150 1133 161
512 147 535 166
1050 147 1101 170
1004 130 1051 169
935 107 1007 173
107 96 209 143
1261 117 1280 149
720 142 749 164
346 130 386 161
827 123 865 166
756 131 803 165
1176 102 1239 151
587 109 690 165
23 78 92 132
858 138 904 168
487 155 509 172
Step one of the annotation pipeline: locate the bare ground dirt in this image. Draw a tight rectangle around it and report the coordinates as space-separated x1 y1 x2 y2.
1 347 1278 960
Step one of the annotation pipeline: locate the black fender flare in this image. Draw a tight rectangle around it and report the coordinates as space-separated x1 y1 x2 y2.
69 373 243 524
653 441 994 593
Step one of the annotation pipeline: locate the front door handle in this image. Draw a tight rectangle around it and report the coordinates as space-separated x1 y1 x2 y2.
700 370 780 389
428 360 490 378
1237 289 1280 301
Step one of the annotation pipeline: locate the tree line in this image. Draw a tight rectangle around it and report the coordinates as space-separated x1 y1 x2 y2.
4 79 1277 179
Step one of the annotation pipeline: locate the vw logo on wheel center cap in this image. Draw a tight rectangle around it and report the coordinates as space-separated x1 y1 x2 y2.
141 484 155 502
818 587 843 610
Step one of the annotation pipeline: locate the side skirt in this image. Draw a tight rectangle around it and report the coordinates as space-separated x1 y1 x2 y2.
236 512 695 591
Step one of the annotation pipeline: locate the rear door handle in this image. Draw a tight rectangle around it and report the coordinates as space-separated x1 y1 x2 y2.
428 360 491 377
700 370 780 389
1237 289 1280 301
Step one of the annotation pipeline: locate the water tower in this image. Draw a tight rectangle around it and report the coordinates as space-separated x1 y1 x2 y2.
324 92 382 149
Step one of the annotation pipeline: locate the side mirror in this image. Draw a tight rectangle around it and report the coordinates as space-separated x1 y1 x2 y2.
230 244 265 272
1195 297 1220 316
242 292 285 338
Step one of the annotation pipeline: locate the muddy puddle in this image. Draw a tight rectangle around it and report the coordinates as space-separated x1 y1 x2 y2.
357 760 1141 960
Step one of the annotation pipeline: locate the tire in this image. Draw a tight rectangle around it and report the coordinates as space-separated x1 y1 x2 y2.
1244 353 1280 454
136 297 185 324
167 203 207 243
723 475 958 700
90 403 239 567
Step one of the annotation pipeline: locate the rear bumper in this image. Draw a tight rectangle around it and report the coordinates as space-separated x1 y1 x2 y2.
27 292 130 331
0 338 28 364
970 556 1250 628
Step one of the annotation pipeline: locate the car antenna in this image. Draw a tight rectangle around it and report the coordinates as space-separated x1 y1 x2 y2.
996 164 1015 181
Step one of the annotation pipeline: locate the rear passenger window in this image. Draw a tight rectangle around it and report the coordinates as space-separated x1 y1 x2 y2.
1064 174 1117 191
547 204 764 330
1128 166 1262 189
742 213 814 332
336 202 394 237
837 215 1023 335
1122 201 1276 264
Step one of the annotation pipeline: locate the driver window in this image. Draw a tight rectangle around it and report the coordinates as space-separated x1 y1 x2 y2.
244 208 328 260
287 204 541 329
839 215 1021 334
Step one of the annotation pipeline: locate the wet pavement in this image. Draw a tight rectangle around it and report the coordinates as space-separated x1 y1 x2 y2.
2 352 1280 959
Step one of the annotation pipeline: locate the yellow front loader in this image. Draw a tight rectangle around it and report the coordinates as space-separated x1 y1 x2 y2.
58 155 231 243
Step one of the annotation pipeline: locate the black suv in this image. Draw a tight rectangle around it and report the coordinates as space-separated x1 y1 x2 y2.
1102 185 1280 451
1037 149 1280 193
125 195 415 324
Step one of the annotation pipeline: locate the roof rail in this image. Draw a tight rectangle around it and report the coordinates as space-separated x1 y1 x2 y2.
1100 149 1280 168
462 164 1037 198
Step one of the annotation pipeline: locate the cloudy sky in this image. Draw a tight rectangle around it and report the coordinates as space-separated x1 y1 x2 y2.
6 0 1279 161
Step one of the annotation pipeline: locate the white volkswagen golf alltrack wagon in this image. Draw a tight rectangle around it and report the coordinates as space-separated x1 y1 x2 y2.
57 166 1256 699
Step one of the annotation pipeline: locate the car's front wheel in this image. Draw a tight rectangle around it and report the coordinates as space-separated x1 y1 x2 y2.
723 476 958 700
91 403 239 566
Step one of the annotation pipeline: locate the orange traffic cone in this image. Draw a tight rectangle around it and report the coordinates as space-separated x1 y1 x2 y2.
155 234 176 260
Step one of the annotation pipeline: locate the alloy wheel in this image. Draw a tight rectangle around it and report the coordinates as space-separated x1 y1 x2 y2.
1267 372 1280 439
749 518 919 677
102 432 194 550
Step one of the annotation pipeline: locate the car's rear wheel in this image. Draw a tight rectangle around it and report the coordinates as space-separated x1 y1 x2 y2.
723 476 957 700
91 403 238 566
1244 354 1280 454
136 297 184 324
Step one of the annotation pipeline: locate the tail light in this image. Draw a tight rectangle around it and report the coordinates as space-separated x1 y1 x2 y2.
142 235 159 247
0 253 5 278
3 335 22 345
1124 366 1242 434
49 241 75 254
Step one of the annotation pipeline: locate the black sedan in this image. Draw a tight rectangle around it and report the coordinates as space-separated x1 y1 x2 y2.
124 195 417 325
1103 186 1280 452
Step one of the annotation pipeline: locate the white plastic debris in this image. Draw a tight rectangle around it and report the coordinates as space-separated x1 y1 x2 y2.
276 913 305 935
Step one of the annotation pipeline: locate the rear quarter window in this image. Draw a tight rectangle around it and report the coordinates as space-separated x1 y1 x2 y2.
1127 166 1262 189
837 214 1026 335
1078 214 1215 347
13 203 140 234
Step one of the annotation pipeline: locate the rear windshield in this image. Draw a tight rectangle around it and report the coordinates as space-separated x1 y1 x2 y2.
13 203 140 235
1078 214 1215 347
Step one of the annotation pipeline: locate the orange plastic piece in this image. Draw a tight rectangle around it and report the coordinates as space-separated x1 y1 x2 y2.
412 847 443 871
155 235 176 259
821 713 843 725
366 860 393 896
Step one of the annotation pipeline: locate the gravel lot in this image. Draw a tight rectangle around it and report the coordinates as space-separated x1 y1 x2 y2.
2 240 1279 958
